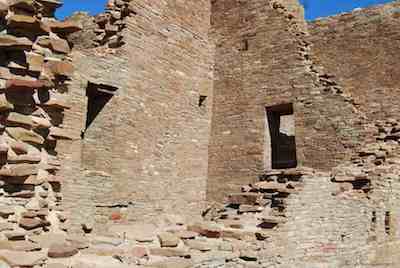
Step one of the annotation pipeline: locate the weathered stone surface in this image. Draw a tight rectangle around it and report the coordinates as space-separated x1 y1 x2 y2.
48 243 79 258
157 232 179 248
149 259 193 268
49 127 75 140
0 35 32 50
11 190 35 198
19 217 50 230
9 0 35 13
0 95 13 112
0 250 46 266
187 222 222 238
184 239 213 251
170 230 198 240
50 37 70 54
0 163 38 176
6 112 33 127
5 79 46 91
0 207 15 218
26 52 44 72
149 247 190 258
6 128 45 144
227 193 261 205
7 14 48 34
0 240 41 251
46 20 82 34
46 60 74 77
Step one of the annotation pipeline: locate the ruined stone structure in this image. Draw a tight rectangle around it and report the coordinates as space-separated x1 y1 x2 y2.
0 0 399 267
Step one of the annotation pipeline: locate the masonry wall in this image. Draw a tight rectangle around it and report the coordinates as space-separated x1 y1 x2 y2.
308 1 400 121
207 0 364 202
60 0 213 228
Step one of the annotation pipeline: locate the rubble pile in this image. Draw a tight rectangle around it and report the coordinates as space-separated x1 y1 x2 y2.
92 0 135 48
331 119 400 197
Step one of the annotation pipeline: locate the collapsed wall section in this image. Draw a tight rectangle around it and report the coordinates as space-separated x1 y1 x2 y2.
60 0 213 228
208 0 364 202
308 1 400 121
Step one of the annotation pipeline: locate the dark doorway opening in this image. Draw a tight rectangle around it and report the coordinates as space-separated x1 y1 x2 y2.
82 82 117 139
266 103 297 169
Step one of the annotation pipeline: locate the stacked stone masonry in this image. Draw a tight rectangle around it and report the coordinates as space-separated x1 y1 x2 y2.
0 0 399 267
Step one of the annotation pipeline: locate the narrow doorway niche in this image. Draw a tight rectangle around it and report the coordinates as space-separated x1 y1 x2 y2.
371 211 376 232
385 211 391 235
81 82 117 139
266 103 297 169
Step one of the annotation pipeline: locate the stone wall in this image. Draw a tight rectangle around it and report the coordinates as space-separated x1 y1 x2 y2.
207 0 365 202
0 0 81 252
60 0 213 229
308 1 400 121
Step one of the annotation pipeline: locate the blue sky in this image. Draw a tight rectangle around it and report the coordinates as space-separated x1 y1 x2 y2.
300 0 395 20
56 0 396 20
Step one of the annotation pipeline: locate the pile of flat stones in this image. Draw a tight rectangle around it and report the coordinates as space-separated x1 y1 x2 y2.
0 170 311 268
92 0 135 48
331 118 400 197
0 0 81 266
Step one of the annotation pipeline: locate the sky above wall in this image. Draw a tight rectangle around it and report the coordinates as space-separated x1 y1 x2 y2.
55 0 396 20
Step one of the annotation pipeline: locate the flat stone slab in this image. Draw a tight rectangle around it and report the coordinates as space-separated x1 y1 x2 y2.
48 243 79 258
0 250 46 266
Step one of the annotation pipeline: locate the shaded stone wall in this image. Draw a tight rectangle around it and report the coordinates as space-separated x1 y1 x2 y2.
207 0 364 202
60 0 213 228
308 1 400 121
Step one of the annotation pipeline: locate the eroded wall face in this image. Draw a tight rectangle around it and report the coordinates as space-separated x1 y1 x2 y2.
208 0 364 202
61 0 213 228
309 2 400 121
112 0 213 222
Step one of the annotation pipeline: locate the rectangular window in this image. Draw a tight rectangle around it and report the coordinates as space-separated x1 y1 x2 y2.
266 103 297 169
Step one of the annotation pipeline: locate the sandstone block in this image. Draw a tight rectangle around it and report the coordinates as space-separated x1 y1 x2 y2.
0 240 41 251
187 222 222 238
184 239 213 251
149 259 193 268
0 1 8 16
19 217 50 230
0 250 46 266
0 207 15 218
26 52 44 72
0 163 38 176
46 20 82 35
49 127 74 140
6 112 33 127
48 243 79 258
11 190 35 198
6 127 45 144
7 153 41 164
130 246 147 258
0 94 14 112
228 193 261 205
9 0 35 13
7 14 49 34
5 79 46 91
0 35 32 50
170 230 198 240
46 61 74 77
149 247 190 258
50 38 70 54
157 232 179 248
